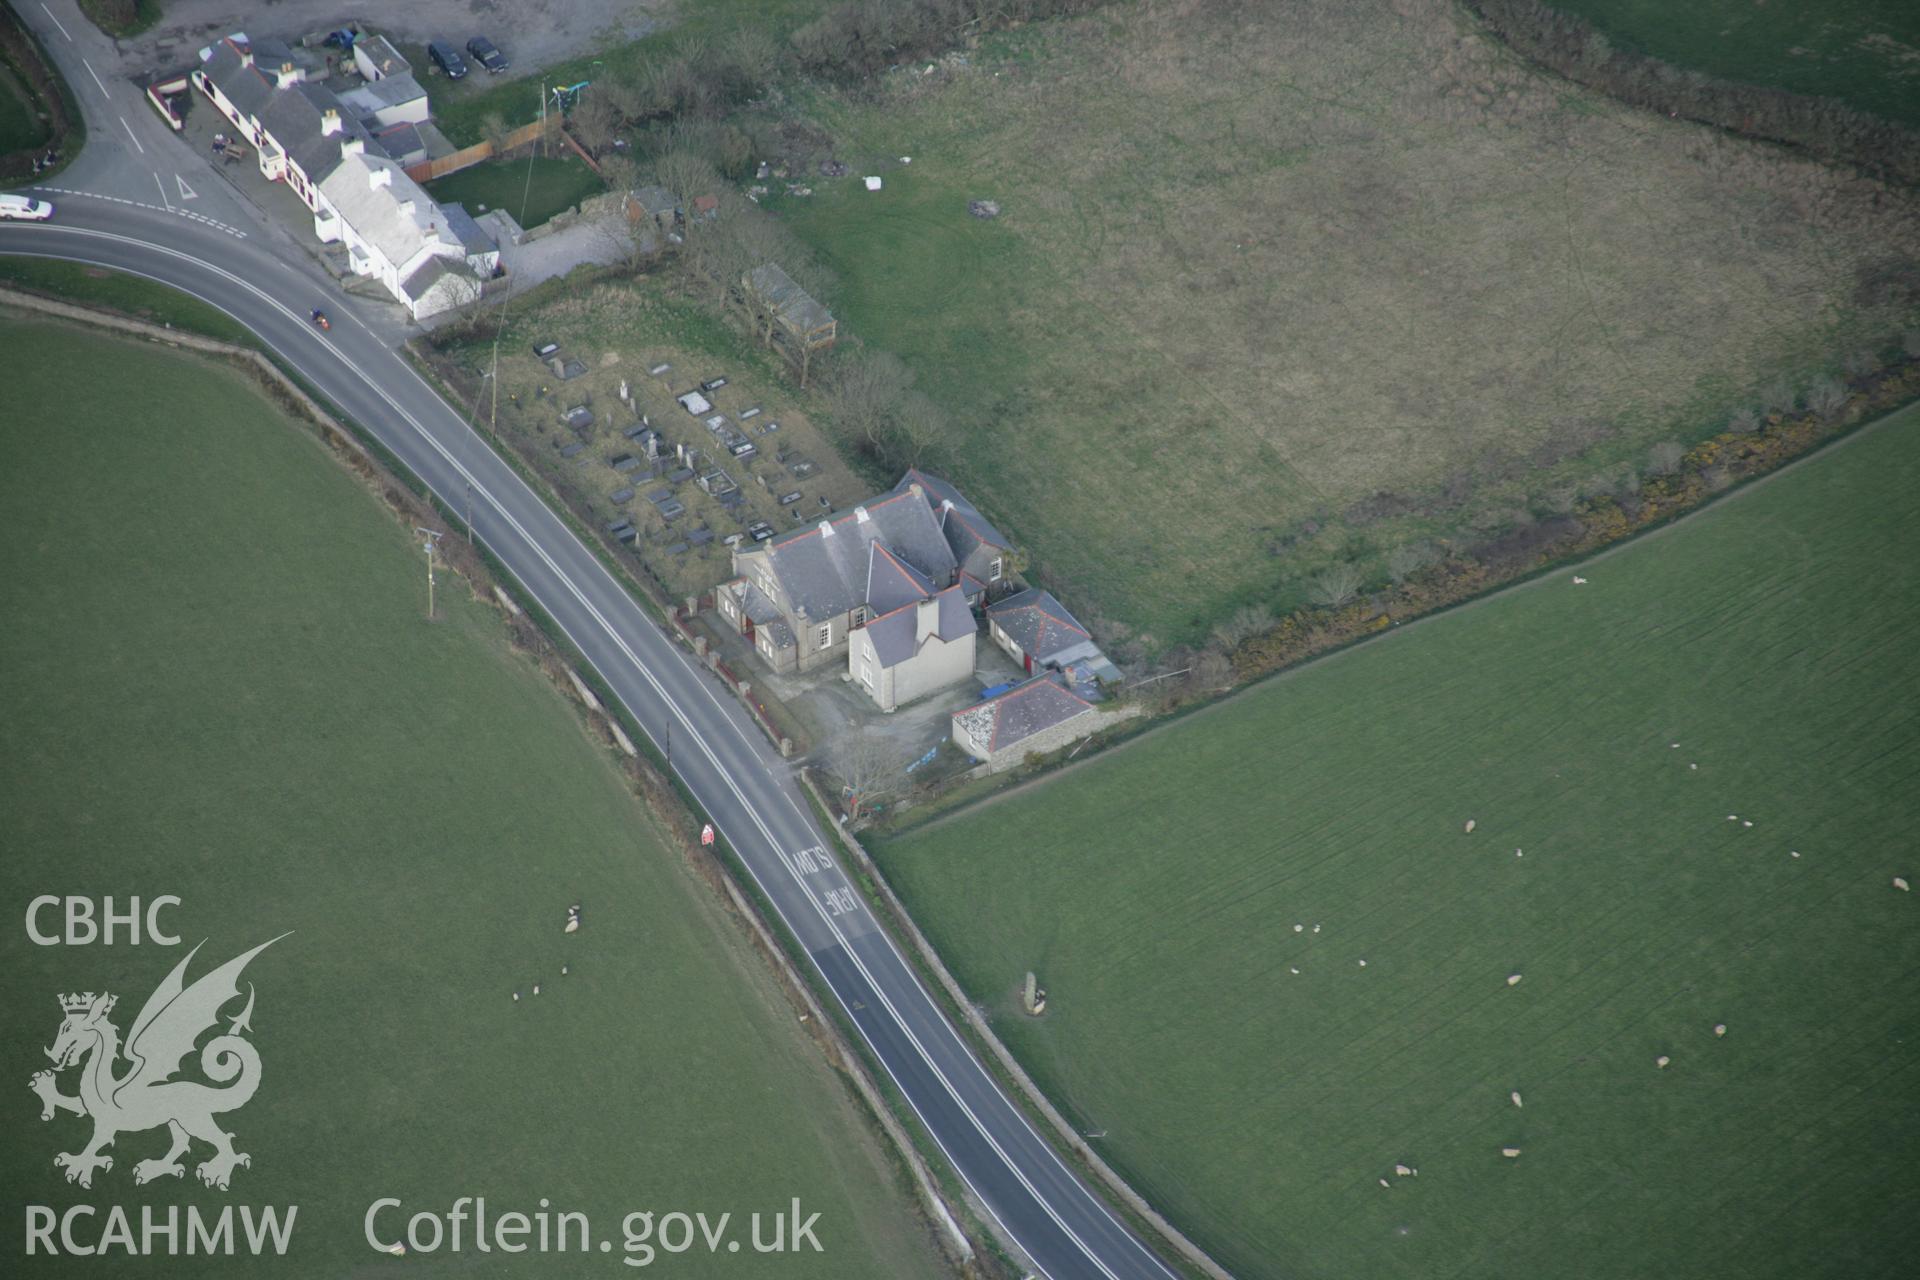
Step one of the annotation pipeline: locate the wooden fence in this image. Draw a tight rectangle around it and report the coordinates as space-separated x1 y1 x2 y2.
405 117 556 184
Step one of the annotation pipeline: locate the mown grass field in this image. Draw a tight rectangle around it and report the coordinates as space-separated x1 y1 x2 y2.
870 404 1920 1279
1547 0 1920 128
0 318 942 1277
765 0 1920 646
425 155 605 231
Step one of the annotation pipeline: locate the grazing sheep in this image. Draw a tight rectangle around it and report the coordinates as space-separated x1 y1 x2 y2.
1516 849 1524 858
1743 820 1754 828
1502 1147 1522 1158
1895 877 1911 892
564 918 579 934
1656 1055 1671 1069
512 992 520 1002
1670 743 1679 749
1294 924 1304 932
1572 576 1587 584
1464 819 1477 833
1727 815 1739 822
1359 959 1368 967
1690 763 1698 770
1290 967 1300 975
1380 1179 1391 1188
1510 1090 1524 1108
1714 1024 1726 1037
1313 924 1322 934
1791 850 1802 858
532 984 541 996
1394 1164 1412 1177
561 964 571 976
1507 973 1524 986
388 1244 406 1256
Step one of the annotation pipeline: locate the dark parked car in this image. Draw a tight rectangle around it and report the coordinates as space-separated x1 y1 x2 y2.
427 41 468 79
466 37 509 73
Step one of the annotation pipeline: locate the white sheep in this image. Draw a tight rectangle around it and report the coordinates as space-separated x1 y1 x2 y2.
1742 820 1754 828
1464 819 1477 834
512 992 520 1002
1714 1024 1727 1037
564 918 579 934
1656 1055 1671 1069
532 984 541 996
1313 924 1322 934
1502 1147 1522 1158
1507 973 1523 986
1791 850 1801 858
561 964 571 976
1379 1178 1391 1188
1895 877 1911 892
1358 959 1368 967
1394 1164 1412 1177
1294 924 1304 932
1510 1090 1523 1108
1290 967 1300 975
1572 576 1587 584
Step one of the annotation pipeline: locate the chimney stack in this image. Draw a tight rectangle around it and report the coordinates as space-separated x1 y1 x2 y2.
321 107 342 136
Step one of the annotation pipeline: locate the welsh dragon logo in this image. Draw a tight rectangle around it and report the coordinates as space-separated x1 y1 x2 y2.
31 937 286 1191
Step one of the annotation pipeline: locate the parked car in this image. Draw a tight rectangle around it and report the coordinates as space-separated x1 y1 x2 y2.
466 36 509 73
427 41 468 79
0 193 53 221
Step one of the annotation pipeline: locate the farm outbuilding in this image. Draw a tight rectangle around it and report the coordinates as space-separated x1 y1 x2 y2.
739 264 837 386
951 672 1101 773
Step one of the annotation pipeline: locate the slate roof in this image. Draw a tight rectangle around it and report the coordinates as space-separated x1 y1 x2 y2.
201 39 373 187
400 254 477 301
728 579 784 627
338 71 425 113
987 588 1092 666
201 41 274 119
893 468 1011 558
438 202 497 256
318 154 457 272
759 491 956 621
952 673 1095 755
368 121 426 164
866 543 936 617
862 586 972 669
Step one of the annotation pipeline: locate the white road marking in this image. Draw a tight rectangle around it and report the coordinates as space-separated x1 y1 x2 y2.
176 175 197 201
41 4 72 40
25 187 245 238
5 225 1171 1280
82 58 108 98
121 117 145 154
154 172 170 212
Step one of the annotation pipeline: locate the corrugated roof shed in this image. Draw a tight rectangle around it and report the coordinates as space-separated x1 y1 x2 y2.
745 263 834 337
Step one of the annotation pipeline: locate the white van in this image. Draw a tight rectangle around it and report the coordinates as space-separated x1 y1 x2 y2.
0 193 54 221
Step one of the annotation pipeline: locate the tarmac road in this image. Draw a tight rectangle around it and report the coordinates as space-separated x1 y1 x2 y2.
1 9 1189 1276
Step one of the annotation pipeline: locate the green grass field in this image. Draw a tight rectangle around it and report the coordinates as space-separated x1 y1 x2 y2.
763 0 1920 646
1547 0 1920 128
0 259 253 344
426 155 605 231
871 404 1920 1279
0 317 941 1277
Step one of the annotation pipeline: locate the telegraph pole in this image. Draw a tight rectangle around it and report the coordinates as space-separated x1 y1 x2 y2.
416 527 444 620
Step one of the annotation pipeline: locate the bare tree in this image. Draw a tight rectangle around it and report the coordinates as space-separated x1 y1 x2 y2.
655 149 722 221
1647 440 1685 476
829 349 914 448
831 734 912 821
568 92 620 157
720 27 782 99
480 112 514 157
599 69 652 128
1211 604 1271 649
1308 562 1363 608
1386 542 1434 585
890 389 947 466
1805 376 1847 422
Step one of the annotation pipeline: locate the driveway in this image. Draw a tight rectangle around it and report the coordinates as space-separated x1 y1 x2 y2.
107 0 669 88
